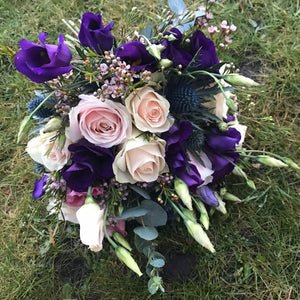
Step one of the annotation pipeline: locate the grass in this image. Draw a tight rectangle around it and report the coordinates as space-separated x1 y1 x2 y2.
0 0 299 299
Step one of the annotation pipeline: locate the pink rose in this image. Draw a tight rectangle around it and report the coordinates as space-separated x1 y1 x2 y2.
69 94 132 147
125 86 171 133
113 129 168 183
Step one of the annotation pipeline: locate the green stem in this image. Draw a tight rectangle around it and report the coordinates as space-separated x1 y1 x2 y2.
189 70 232 106
29 90 56 119
236 149 284 160
103 208 118 249
168 199 187 221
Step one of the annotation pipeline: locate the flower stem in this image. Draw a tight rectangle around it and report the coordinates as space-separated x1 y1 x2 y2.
29 90 56 119
103 208 118 249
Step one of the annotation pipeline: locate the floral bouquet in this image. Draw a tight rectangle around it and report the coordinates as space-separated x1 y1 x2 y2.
15 0 298 294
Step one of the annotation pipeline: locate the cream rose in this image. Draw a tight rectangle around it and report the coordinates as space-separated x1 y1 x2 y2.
26 128 71 171
113 130 168 183
125 86 171 133
69 94 132 148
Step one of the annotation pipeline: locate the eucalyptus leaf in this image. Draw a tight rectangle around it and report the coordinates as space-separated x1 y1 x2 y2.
134 226 158 241
134 235 152 253
116 207 149 220
148 277 159 295
128 184 151 199
138 200 167 227
141 25 154 39
150 258 165 268
168 0 186 15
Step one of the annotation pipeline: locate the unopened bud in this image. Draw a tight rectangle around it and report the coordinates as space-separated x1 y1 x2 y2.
218 122 229 132
43 117 62 133
281 157 300 169
223 74 260 87
181 206 197 222
184 219 215 253
222 192 242 202
214 192 227 214
256 155 288 168
174 178 193 210
115 246 143 277
113 232 132 251
194 200 209 230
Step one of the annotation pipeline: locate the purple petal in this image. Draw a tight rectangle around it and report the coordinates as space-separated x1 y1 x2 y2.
32 175 48 200
197 186 219 207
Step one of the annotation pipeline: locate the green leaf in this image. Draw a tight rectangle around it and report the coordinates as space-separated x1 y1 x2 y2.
128 184 151 199
148 277 159 295
138 200 167 227
141 25 154 39
134 226 158 241
17 116 33 143
116 207 149 220
168 0 186 15
57 132 66 150
134 235 152 253
150 258 165 268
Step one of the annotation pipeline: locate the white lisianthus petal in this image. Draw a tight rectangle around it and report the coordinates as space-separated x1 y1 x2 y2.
76 203 105 252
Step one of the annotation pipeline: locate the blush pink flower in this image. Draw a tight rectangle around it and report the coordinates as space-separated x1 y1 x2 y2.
69 95 132 148
65 186 104 207
125 86 171 133
113 129 168 183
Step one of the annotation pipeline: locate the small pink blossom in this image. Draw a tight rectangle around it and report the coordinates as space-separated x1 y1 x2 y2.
230 24 237 32
225 36 233 44
208 26 219 34
199 6 206 11
206 13 213 20
221 20 229 30
209 0 215 3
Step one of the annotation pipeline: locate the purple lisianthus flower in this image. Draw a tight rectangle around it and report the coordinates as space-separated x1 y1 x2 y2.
115 41 157 71
191 31 219 69
161 28 192 67
15 33 73 83
62 139 114 192
32 175 48 200
205 128 241 183
162 120 203 192
78 12 114 54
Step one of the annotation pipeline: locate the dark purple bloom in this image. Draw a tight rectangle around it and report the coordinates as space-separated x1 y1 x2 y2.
161 28 192 67
32 175 48 200
205 128 241 183
78 12 114 54
162 120 203 192
115 41 157 71
191 31 219 69
161 29 218 70
197 186 219 207
62 139 114 192
15 33 73 83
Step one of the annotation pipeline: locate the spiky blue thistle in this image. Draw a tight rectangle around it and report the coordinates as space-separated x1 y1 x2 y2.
165 83 200 113
27 95 56 119
186 129 205 150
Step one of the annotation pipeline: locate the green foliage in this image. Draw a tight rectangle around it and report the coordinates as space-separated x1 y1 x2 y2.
0 0 299 299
